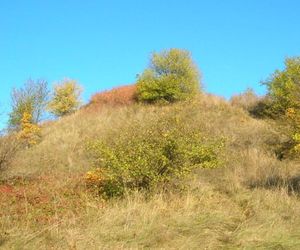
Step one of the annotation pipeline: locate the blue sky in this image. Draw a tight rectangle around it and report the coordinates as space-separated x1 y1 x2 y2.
1 0 300 126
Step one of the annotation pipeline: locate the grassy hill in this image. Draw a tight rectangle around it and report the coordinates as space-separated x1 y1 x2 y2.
1 87 300 249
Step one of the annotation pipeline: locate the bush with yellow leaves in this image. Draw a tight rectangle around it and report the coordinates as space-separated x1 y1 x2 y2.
17 112 41 146
84 169 104 189
48 79 82 117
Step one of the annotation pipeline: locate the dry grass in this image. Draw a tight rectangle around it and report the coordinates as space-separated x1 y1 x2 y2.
2 171 300 249
1 92 300 249
230 89 261 112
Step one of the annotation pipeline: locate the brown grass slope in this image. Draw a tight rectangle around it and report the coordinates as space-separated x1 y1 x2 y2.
1 90 300 249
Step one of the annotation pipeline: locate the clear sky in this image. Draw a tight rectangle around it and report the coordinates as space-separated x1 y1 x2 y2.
1 0 300 126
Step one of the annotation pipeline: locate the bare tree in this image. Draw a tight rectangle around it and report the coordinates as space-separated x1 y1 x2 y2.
8 79 50 130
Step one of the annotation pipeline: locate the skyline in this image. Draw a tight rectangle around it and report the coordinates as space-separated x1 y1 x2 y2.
1 0 300 127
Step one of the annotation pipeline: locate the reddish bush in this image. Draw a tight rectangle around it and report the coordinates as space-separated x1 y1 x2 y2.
83 85 137 113
92 85 137 106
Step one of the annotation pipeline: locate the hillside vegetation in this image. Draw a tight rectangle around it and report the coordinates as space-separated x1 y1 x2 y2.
1 90 300 249
1 50 300 249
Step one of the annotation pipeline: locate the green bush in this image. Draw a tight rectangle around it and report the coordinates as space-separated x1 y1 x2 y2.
262 57 300 157
136 48 201 103
263 57 300 116
86 111 224 198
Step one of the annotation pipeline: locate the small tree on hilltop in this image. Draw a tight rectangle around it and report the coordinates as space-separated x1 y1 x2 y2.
137 48 201 103
8 79 49 130
48 79 82 117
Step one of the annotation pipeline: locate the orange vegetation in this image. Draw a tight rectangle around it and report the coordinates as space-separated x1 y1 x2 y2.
86 84 137 112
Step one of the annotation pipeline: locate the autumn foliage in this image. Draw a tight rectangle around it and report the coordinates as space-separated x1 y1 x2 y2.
87 85 137 112
17 112 41 146
91 84 137 106
48 79 82 117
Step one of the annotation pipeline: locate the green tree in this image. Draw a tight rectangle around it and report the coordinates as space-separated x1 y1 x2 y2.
263 57 300 115
48 79 82 117
8 79 49 130
263 57 300 155
137 48 201 103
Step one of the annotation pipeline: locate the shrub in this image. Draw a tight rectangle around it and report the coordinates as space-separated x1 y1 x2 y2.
48 79 82 117
261 57 300 156
280 108 300 156
17 112 41 146
86 113 224 198
136 48 201 103
8 79 49 130
263 57 300 115
87 85 137 112
248 96 277 119
84 168 105 191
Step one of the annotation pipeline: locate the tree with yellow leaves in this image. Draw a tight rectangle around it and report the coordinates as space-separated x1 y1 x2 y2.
48 79 82 117
18 112 41 146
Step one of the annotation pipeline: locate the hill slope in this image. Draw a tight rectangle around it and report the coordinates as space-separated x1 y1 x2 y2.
1 91 300 249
